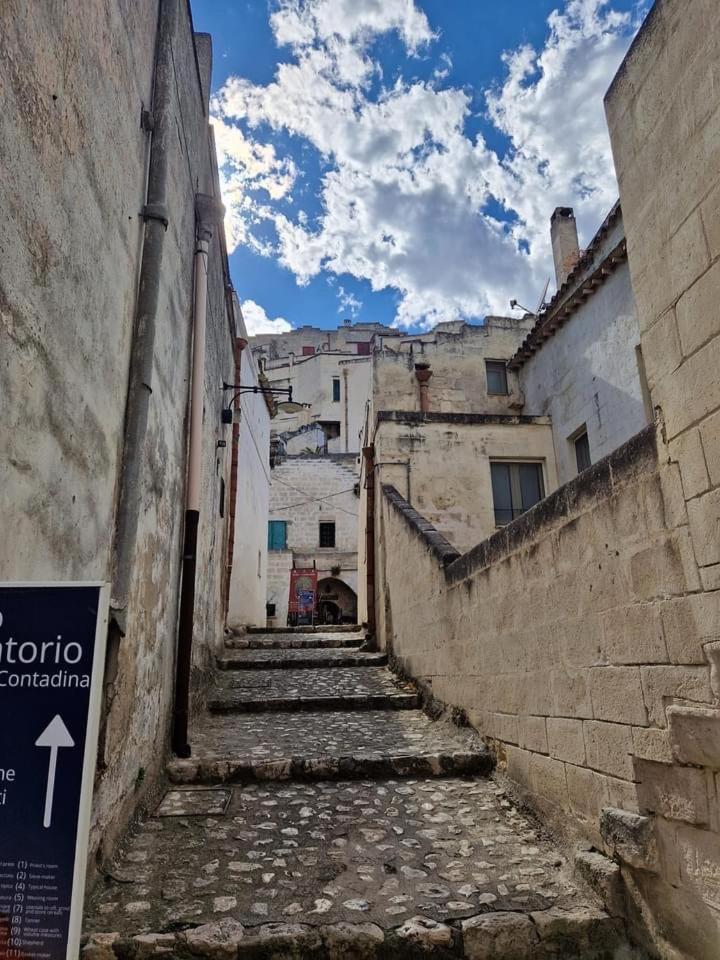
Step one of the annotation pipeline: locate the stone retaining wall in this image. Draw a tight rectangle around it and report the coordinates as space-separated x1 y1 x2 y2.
377 424 720 957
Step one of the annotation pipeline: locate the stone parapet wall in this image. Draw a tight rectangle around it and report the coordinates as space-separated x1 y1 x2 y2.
377 424 720 957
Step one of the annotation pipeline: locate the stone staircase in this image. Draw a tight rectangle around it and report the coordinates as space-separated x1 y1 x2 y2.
82 629 642 959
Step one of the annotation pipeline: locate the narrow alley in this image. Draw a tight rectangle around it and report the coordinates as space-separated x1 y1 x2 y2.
4 3 720 959
83 627 637 958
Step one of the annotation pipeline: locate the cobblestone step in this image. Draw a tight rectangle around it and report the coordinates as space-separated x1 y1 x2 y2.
168 710 492 784
83 778 633 959
207 666 419 713
226 631 364 650
217 648 388 670
247 625 362 634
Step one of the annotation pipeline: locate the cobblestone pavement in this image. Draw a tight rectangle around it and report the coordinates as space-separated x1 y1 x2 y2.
168 710 491 784
87 778 610 927
83 629 639 958
208 666 419 712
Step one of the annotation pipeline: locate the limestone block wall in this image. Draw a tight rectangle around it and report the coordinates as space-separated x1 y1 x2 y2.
376 426 720 958
601 5 720 952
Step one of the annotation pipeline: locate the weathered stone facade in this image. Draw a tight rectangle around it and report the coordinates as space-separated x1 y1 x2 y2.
0 0 268 880
601 0 720 953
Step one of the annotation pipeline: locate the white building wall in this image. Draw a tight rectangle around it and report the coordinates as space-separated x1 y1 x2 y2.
227 342 271 629
520 263 648 486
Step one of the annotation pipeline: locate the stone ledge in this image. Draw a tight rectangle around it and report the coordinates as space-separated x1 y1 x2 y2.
382 484 461 567
376 410 551 427
83 906 631 959
206 691 421 713
168 748 493 786
600 807 658 872
667 704 720 768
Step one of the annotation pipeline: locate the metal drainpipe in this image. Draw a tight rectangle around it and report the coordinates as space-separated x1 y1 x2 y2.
362 444 377 644
172 194 221 758
343 367 349 452
97 0 176 770
224 335 248 620
109 0 175 636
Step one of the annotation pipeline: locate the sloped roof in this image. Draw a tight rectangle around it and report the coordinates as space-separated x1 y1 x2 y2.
508 202 627 370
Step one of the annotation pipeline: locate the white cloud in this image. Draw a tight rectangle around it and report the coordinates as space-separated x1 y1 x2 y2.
337 285 363 317
213 0 644 328
240 300 293 335
270 0 435 56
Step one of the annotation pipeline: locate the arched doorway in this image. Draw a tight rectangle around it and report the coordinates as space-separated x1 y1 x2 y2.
317 577 357 624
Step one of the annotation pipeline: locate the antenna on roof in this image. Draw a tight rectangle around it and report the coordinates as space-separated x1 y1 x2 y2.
535 278 551 314
509 299 535 316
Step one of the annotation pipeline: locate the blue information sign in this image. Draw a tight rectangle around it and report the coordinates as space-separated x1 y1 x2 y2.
0 583 108 960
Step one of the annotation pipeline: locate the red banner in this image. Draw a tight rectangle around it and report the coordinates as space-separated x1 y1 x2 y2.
288 568 318 617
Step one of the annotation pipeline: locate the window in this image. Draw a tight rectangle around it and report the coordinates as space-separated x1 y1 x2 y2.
486 360 509 395
266 602 276 618
332 377 341 402
490 462 545 525
574 430 591 474
302 345 315 356
356 341 370 356
268 520 287 550
319 521 336 548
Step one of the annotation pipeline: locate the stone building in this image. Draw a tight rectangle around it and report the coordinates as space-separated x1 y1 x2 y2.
266 454 360 625
226 316 274 631
513 203 651 486
0 0 270 881
251 322 395 455
251 322 389 625
358 204 651 574
361 2 720 957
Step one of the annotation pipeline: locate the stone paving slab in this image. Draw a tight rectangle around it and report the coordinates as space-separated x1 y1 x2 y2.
83 778 631 959
217 649 388 670
168 711 492 784
208 667 419 713
226 632 364 650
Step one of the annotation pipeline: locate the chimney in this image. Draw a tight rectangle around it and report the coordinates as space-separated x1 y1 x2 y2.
550 207 580 288
414 362 433 413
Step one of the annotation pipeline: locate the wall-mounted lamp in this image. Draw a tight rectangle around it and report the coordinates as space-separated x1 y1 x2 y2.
220 381 305 423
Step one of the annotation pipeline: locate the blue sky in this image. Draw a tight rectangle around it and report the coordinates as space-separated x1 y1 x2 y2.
191 0 648 334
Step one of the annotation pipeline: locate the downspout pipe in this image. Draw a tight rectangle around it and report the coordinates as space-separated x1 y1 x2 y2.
362 444 377 645
110 0 176 635
172 193 223 758
224 333 248 620
343 367 349 452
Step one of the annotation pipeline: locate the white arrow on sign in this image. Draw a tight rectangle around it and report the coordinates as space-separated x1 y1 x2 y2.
35 715 75 829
